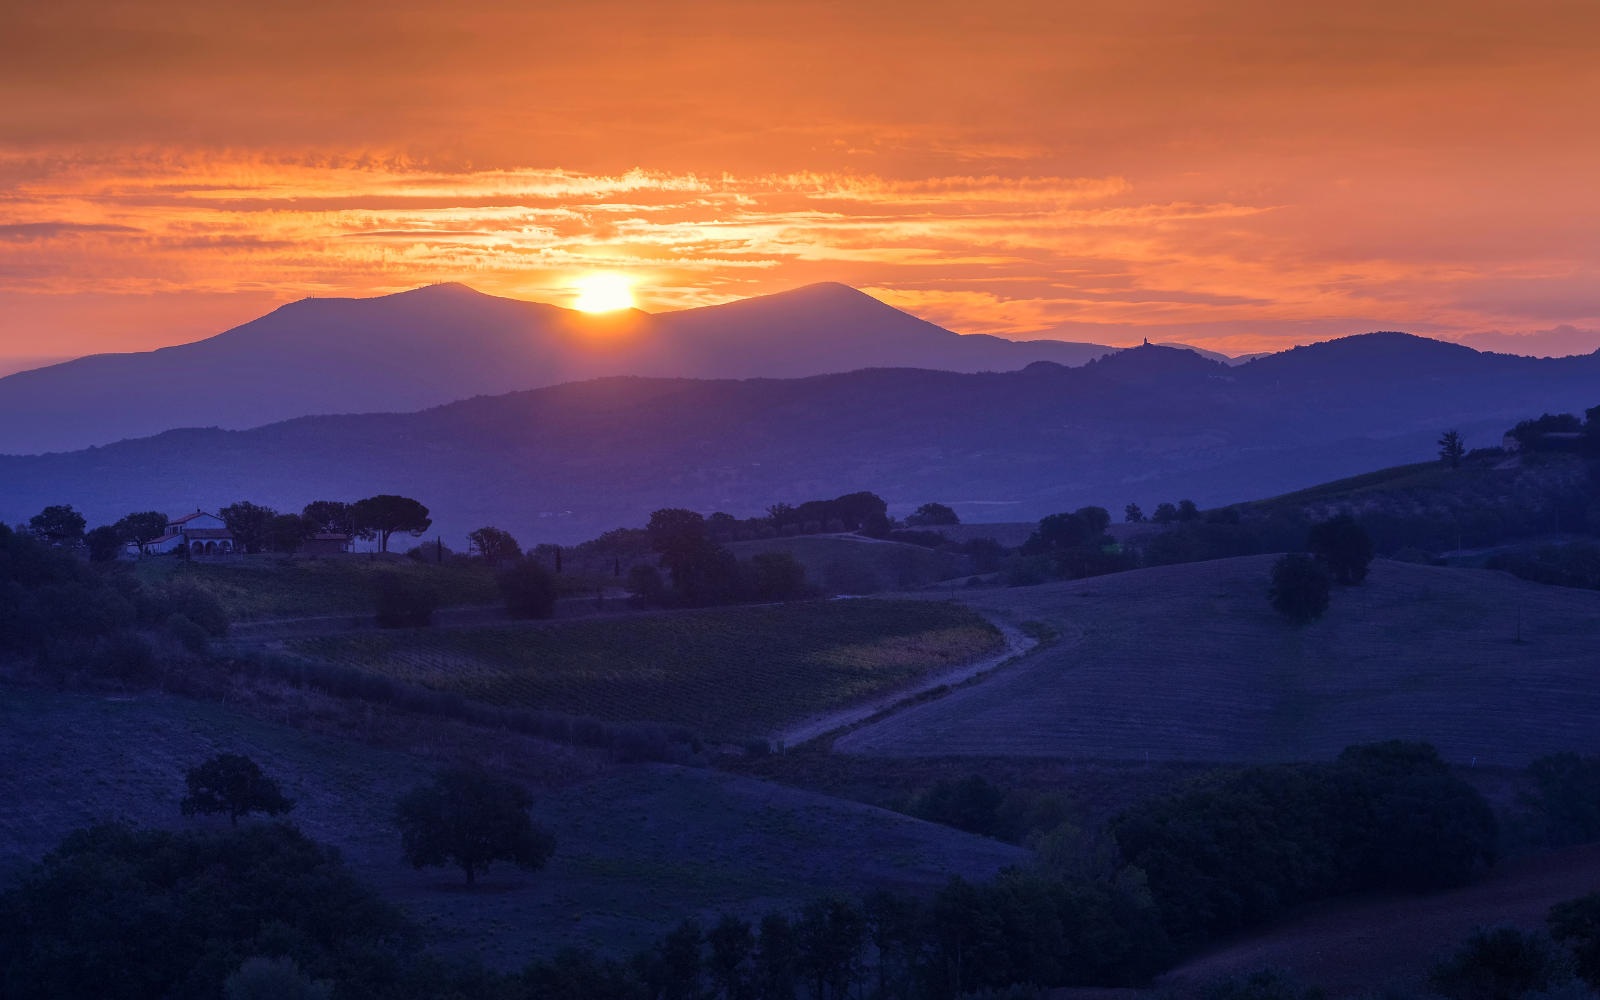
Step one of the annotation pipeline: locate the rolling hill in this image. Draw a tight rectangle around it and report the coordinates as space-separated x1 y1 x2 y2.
835 556 1600 766
0 282 1119 455
2 333 1596 545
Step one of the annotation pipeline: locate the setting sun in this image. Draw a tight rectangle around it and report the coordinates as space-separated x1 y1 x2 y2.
572 273 635 313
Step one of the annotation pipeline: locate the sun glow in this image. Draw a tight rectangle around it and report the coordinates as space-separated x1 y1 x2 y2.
572 272 635 312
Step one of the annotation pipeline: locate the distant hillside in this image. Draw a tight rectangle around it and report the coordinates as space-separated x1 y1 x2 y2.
837 556 1600 765
2 334 1597 544
0 282 1117 454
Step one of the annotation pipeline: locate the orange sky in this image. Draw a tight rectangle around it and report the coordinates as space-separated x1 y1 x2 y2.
3 0 1599 368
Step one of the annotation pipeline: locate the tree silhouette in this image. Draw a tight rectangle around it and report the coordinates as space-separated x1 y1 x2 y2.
498 557 559 619
468 526 522 563
1307 513 1375 584
1152 502 1179 525
1439 429 1466 468
351 495 432 552
84 525 122 562
28 504 85 543
114 511 169 554
220 501 277 554
1176 499 1201 523
180 753 295 826
1269 553 1331 625
394 764 556 885
1124 503 1145 523
905 502 960 527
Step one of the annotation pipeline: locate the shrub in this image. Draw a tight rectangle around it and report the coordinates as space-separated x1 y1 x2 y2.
1549 892 1600 989
1199 968 1325 1000
1522 753 1600 847
1269 553 1331 625
0 822 416 1000
85 524 122 562
224 956 331 1000
89 630 158 681
373 575 437 628
166 612 209 655
140 576 229 637
1429 927 1570 1000
909 775 1006 837
498 557 559 619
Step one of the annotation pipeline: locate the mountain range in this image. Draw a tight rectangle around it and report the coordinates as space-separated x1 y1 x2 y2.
0 282 1134 455
4 334 1595 545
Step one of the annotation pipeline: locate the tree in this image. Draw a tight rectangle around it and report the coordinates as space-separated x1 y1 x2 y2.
351 495 432 552
267 513 313 554
468 526 522 563
301 500 368 539
905 502 960 527
114 511 169 554
1176 499 1201 523
646 508 740 604
1306 512 1374 584
394 764 556 885
85 525 123 562
1549 892 1600 989
498 557 559 619
1124 503 1145 523
1429 927 1566 1000
180 753 296 826
707 914 754 1000
29 504 85 543
1076 505 1111 534
1151 502 1179 525
1269 553 1331 625
220 501 278 554
1439 429 1466 468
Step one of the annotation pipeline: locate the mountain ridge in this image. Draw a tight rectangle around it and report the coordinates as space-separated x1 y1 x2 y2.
0 282 1122 455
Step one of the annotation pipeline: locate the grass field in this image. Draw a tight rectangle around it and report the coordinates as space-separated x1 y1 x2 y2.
0 687 1025 966
836 556 1600 765
136 556 502 621
288 600 1003 741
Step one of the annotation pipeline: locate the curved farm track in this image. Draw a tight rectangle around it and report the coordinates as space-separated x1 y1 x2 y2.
837 556 1600 765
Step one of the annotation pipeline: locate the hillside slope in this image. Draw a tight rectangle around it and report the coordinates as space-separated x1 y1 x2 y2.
0 282 1116 454
836 557 1600 765
4 337 1598 544
0 688 1025 965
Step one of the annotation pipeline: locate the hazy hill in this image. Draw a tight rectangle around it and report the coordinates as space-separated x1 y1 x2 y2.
0 282 1117 454
1 334 1596 544
836 556 1600 766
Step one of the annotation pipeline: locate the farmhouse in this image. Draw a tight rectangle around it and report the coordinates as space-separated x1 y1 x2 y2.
303 532 354 555
142 510 236 556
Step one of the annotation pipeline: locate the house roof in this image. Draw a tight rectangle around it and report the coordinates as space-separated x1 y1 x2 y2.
169 511 219 525
149 533 181 545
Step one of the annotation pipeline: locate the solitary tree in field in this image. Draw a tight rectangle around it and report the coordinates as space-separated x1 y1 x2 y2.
180 753 296 826
28 504 86 543
1439 429 1466 469
351 495 432 552
394 764 556 885
114 511 169 554
468 526 522 563
1124 503 1145 523
1151 502 1179 525
1269 553 1331 625
1176 499 1201 523
1307 513 1375 584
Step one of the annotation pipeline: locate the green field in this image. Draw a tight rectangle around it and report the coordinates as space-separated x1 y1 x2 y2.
288 600 1003 740
136 556 503 621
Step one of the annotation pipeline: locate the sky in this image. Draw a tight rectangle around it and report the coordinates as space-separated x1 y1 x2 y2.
3 0 1599 372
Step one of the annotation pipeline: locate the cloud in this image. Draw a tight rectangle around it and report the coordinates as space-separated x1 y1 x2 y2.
0 222 142 241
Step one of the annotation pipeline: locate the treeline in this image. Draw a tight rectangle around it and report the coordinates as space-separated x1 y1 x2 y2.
0 522 229 673
9 742 1596 999
627 508 818 608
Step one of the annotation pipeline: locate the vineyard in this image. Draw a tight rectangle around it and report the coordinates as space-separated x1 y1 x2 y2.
287 600 1002 740
160 557 502 621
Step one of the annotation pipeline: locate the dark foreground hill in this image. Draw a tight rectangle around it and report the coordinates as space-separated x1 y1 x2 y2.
0 282 1118 454
836 556 1600 766
1 333 1595 543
